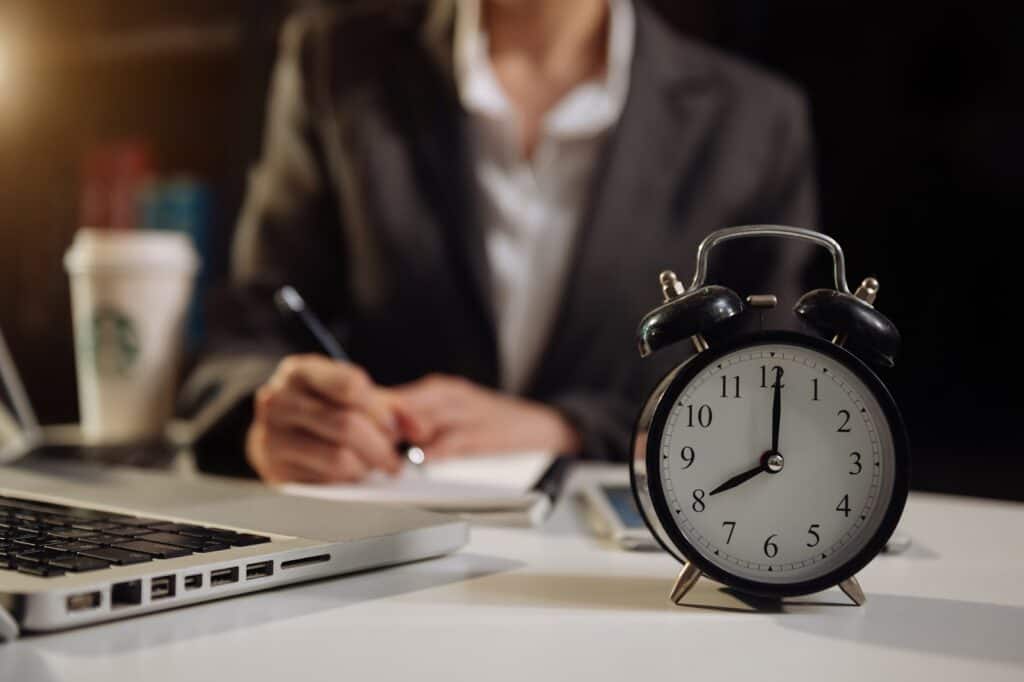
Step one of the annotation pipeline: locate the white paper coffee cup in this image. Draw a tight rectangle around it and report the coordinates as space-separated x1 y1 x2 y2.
64 229 199 444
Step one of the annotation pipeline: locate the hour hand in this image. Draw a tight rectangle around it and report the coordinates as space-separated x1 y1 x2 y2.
708 463 764 497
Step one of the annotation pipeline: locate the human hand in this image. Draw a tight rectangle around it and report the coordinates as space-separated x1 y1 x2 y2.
246 354 407 483
392 374 581 458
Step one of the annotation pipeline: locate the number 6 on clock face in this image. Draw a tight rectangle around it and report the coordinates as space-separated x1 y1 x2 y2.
632 331 909 598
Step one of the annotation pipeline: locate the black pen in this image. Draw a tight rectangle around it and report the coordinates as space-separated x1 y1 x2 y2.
273 285 426 468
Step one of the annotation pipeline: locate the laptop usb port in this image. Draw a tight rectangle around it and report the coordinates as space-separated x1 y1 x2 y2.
210 567 239 587
246 560 273 580
150 575 175 600
66 591 101 612
111 580 142 608
184 574 202 590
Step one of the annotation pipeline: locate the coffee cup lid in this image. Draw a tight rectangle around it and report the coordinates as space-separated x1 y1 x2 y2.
64 228 200 274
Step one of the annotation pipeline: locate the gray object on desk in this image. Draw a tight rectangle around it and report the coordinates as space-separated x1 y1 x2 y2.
0 325 468 641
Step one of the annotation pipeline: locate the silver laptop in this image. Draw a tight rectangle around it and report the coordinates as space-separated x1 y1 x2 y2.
0 329 468 641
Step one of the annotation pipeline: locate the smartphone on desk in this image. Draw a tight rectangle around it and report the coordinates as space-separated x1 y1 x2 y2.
578 482 661 551
580 481 912 554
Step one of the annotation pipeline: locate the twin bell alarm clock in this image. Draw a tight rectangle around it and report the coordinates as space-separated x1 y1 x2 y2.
630 225 909 607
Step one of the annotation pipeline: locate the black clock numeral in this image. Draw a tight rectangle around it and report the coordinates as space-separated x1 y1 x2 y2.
849 452 862 475
837 409 852 433
836 494 851 518
686 404 713 428
680 446 695 469
763 534 779 558
692 489 706 513
806 523 821 547
720 375 742 399
722 521 736 544
760 365 785 389
812 378 820 401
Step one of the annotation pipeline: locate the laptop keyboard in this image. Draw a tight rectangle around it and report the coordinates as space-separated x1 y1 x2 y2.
0 495 270 579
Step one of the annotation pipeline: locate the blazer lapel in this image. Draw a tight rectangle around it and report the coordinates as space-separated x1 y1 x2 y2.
528 4 723 396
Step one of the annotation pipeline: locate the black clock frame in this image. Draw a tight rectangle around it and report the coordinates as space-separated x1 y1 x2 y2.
632 329 910 599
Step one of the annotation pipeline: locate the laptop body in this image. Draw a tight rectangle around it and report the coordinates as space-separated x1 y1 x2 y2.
0 329 469 640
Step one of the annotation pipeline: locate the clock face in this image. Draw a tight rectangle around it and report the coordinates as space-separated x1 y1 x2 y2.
639 333 907 592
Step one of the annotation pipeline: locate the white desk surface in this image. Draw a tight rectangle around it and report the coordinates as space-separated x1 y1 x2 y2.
1 464 1022 682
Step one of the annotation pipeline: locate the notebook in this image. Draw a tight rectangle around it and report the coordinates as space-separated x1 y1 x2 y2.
279 451 559 527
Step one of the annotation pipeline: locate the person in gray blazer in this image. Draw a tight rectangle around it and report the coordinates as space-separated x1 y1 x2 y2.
194 0 819 482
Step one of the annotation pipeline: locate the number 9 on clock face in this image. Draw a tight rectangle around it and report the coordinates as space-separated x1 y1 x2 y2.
632 331 909 598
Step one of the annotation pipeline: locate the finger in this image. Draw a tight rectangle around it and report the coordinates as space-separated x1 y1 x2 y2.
258 428 346 480
277 355 397 435
258 387 355 446
425 429 483 459
386 393 437 443
333 411 402 475
261 459 330 485
256 427 371 483
324 447 371 482
392 381 476 431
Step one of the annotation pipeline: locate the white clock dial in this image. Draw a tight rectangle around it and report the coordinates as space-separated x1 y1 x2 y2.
656 343 897 584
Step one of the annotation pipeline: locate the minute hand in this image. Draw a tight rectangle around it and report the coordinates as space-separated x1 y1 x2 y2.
708 463 765 497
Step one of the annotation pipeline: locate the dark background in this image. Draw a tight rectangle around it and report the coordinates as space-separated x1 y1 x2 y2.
1 1 1020 497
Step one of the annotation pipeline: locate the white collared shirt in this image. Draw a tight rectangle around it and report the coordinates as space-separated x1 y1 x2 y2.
454 0 635 394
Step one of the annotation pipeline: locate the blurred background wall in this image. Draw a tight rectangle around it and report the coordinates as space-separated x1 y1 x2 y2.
0 0 1020 496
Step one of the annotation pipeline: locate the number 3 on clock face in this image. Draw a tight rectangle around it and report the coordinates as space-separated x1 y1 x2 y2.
637 331 909 598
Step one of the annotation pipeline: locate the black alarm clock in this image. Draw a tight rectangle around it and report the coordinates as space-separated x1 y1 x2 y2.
630 225 909 606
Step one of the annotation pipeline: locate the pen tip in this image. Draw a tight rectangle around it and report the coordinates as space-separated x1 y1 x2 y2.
405 446 426 466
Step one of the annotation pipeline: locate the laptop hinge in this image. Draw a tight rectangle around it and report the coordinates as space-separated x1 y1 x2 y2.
0 604 19 642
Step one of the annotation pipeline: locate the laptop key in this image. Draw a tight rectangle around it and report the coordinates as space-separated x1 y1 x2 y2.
48 556 112 573
147 523 213 536
103 526 149 538
69 521 120 532
196 542 230 553
46 528 98 540
113 540 192 559
15 549 75 564
231 534 271 546
79 547 153 565
101 515 164 527
44 541 101 553
80 534 124 545
16 562 66 578
138 532 206 550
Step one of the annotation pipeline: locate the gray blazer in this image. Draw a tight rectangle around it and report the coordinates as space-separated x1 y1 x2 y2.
195 0 819 471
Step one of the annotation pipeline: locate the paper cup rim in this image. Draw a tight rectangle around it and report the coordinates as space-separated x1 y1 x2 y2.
64 228 200 274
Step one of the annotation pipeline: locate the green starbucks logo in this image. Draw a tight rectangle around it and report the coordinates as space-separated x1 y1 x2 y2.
80 306 140 377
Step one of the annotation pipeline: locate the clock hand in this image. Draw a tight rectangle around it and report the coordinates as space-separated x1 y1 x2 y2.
708 462 765 497
770 366 784 454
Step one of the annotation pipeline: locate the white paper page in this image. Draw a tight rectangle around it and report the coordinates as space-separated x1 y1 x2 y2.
418 451 554 487
279 451 555 512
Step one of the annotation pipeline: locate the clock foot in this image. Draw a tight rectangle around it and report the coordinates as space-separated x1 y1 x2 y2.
669 563 703 605
838 576 866 606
